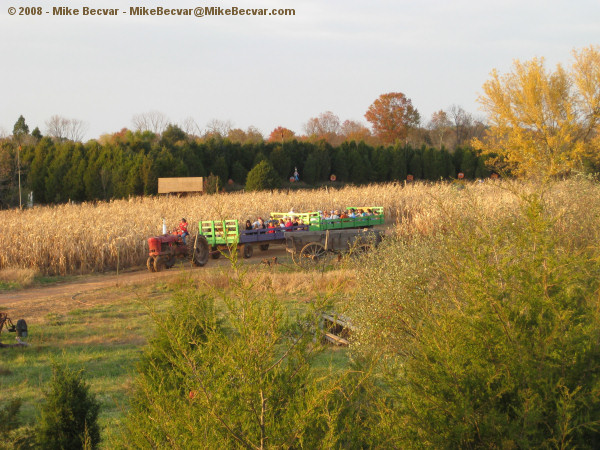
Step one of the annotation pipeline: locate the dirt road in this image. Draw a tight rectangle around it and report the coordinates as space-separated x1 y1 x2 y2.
0 247 290 306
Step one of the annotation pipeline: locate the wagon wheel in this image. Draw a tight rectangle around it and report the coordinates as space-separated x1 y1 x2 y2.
153 256 166 272
291 250 301 265
299 242 327 268
259 244 269 251
147 256 156 272
211 246 221 259
192 235 209 267
242 244 253 259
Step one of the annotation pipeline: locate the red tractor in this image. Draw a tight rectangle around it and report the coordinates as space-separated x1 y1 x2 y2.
147 232 209 272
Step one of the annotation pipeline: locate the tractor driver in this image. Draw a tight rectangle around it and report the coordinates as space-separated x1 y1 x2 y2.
179 218 189 244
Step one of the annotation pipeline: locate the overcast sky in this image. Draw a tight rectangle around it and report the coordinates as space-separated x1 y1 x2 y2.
1 0 598 140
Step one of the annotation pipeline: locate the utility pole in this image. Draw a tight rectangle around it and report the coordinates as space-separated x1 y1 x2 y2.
17 145 22 209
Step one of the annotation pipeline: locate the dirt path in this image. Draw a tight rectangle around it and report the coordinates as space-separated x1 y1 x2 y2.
0 248 289 306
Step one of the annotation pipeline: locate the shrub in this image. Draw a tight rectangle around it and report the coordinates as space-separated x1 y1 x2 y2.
118 263 369 448
37 363 101 449
350 189 600 447
0 399 22 437
245 160 281 191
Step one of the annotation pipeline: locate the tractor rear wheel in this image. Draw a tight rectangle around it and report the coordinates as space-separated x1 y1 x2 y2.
153 256 166 272
242 244 253 259
147 256 156 272
192 235 209 267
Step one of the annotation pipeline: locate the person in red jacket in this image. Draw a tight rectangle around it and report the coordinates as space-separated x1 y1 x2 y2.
179 218 189 244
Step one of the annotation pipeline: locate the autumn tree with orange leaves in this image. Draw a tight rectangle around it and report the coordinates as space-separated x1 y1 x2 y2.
340 120 372 143
267 126 296 143
365 92 420 145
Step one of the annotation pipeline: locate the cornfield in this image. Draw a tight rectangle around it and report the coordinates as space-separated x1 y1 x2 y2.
1 179 598 275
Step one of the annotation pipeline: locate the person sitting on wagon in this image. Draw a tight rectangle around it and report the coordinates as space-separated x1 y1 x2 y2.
292 216 299 227
267 220 277 234
179 218 189 244
255 217 266 229
348 208 357 218
285 217 293 229
245 220 253 231
340 210 349 219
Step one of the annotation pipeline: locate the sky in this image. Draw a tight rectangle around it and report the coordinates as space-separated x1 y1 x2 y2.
1 0 599 140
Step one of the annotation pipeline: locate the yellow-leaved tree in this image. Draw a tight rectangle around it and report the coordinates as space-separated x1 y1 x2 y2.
474 45 600 178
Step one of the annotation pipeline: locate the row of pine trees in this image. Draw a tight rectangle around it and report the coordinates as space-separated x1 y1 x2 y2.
2 125 490 205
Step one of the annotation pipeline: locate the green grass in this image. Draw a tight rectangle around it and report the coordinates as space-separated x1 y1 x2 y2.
0 268 353 448
0 290 172 445
0 281 20 291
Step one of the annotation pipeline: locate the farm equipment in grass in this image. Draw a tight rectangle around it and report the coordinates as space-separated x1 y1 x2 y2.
0 312 28 348
147 232 209 272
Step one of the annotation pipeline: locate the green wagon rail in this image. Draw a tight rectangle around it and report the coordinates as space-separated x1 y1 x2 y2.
199 219 239 246
270 207 384 232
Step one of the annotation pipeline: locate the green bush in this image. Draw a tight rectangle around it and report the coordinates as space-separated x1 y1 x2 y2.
350 190 600 447
117 264 370 448
37 363 101 449
245 160 281 191
0 399 21 437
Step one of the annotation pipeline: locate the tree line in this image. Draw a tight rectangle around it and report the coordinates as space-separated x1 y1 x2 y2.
0 123 491 207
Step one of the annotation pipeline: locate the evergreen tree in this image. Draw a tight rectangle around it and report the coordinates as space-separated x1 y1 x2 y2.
391 145 409 181
408 149 423 179
245 160 281 191
160 124 187 146
119 273 367 448
231 160 248 185
332 147 349 181
441 149 456 178
37 363 101 449
302 153 320 184
12 115 29 141
475 154 491 178
269 146 292 180
31 127 42 141
461 149 477 178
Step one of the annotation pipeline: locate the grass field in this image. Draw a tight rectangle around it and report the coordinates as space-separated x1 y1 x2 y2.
0 262 355 447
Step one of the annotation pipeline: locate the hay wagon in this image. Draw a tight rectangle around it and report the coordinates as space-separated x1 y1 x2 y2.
198 206 385 262
198 219 308 259
284 227 384 267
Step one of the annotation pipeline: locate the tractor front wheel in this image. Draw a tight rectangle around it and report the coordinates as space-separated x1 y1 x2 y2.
153 256 166 272
147 256 156 272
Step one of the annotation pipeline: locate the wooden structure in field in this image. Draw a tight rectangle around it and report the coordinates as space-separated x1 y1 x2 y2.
158 177 204 195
